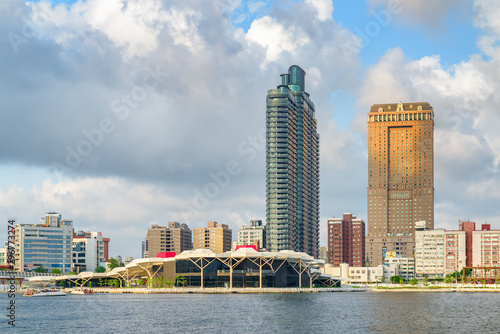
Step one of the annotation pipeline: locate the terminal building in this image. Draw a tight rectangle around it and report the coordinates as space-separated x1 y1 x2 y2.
57 248 339 289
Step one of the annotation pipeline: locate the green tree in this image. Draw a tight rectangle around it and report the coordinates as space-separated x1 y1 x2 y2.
390 275 402 284
68 271 76 275
410 278 418 286
34 265 48 273
94 266 106 273
50 268 62 274
107 258 121 270
176 276 187 287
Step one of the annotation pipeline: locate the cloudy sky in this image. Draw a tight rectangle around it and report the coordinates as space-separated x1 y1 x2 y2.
1 0 500 258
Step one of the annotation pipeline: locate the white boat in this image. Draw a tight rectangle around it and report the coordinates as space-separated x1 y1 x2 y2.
32 291 66 297
71 289 94 295
24 289 66 297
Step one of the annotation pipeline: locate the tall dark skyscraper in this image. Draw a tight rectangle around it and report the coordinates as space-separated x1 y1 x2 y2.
265 65 319 257
366 102 434 266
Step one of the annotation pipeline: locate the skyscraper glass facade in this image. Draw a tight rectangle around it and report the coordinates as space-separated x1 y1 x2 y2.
266 65 319 256
15 212 73 273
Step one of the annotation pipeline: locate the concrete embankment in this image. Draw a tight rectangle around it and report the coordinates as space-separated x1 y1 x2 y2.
368 287 500 292
64 287 367 294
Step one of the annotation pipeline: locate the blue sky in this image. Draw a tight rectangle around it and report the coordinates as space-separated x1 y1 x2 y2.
2 0 500 258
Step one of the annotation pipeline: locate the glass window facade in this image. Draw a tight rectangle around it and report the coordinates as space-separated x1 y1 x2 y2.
266 65 319 257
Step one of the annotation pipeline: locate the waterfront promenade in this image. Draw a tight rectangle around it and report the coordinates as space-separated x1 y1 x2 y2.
62 287 366 294
365 283 500 292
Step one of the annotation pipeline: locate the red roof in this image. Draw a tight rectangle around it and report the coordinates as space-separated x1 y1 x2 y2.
235 245 257 251
156 252 176 258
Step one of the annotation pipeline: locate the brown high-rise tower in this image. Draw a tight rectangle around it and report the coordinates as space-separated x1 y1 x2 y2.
366 102 434 266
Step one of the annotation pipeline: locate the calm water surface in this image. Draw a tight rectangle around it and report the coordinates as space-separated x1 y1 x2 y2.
1 291 498 333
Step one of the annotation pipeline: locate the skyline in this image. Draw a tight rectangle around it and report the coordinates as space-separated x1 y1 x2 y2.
1 0 500 259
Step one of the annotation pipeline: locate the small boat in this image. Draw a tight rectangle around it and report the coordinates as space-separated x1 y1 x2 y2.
71 289 94 295
24 289 66 297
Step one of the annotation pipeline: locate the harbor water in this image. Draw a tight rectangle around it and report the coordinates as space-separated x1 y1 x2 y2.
2 291 498 333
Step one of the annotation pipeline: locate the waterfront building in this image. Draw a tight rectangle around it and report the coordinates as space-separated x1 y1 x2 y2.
460 220 476 267
414 228 466 278
14 212 73 273
366 102 434 266
323 263 398 284
327 213 365 267
237 220 266 250
266 65 320 256
472 225 500 268
193 222 232 253
146 222 192 258
82 248 338 289
384 252 415 281
365 235 414 267
72 231 108 273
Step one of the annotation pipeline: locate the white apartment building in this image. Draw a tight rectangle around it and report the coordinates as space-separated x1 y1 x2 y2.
72 231 106 272
384 252 415 280
323 263 398 283
415 228 466 278
237 220 265 250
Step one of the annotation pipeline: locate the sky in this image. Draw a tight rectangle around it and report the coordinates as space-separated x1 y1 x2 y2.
1 0 500 259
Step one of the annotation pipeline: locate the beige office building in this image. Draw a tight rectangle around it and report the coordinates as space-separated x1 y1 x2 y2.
365 235 414 267
193 221 232 253
414 228 466 278
146 222 192 258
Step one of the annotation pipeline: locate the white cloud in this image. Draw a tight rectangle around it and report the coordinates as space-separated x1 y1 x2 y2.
305 0 334 21
474 0 500 37
467 178 500 200
32 0 168 57
245 16 310 65
163 7 204 53
358 48 410 108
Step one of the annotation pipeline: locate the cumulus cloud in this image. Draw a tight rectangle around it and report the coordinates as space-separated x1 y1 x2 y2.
474 0 500 37
305 0 334 22
245 16 310 64
0 175 266 256
0 0 362 255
